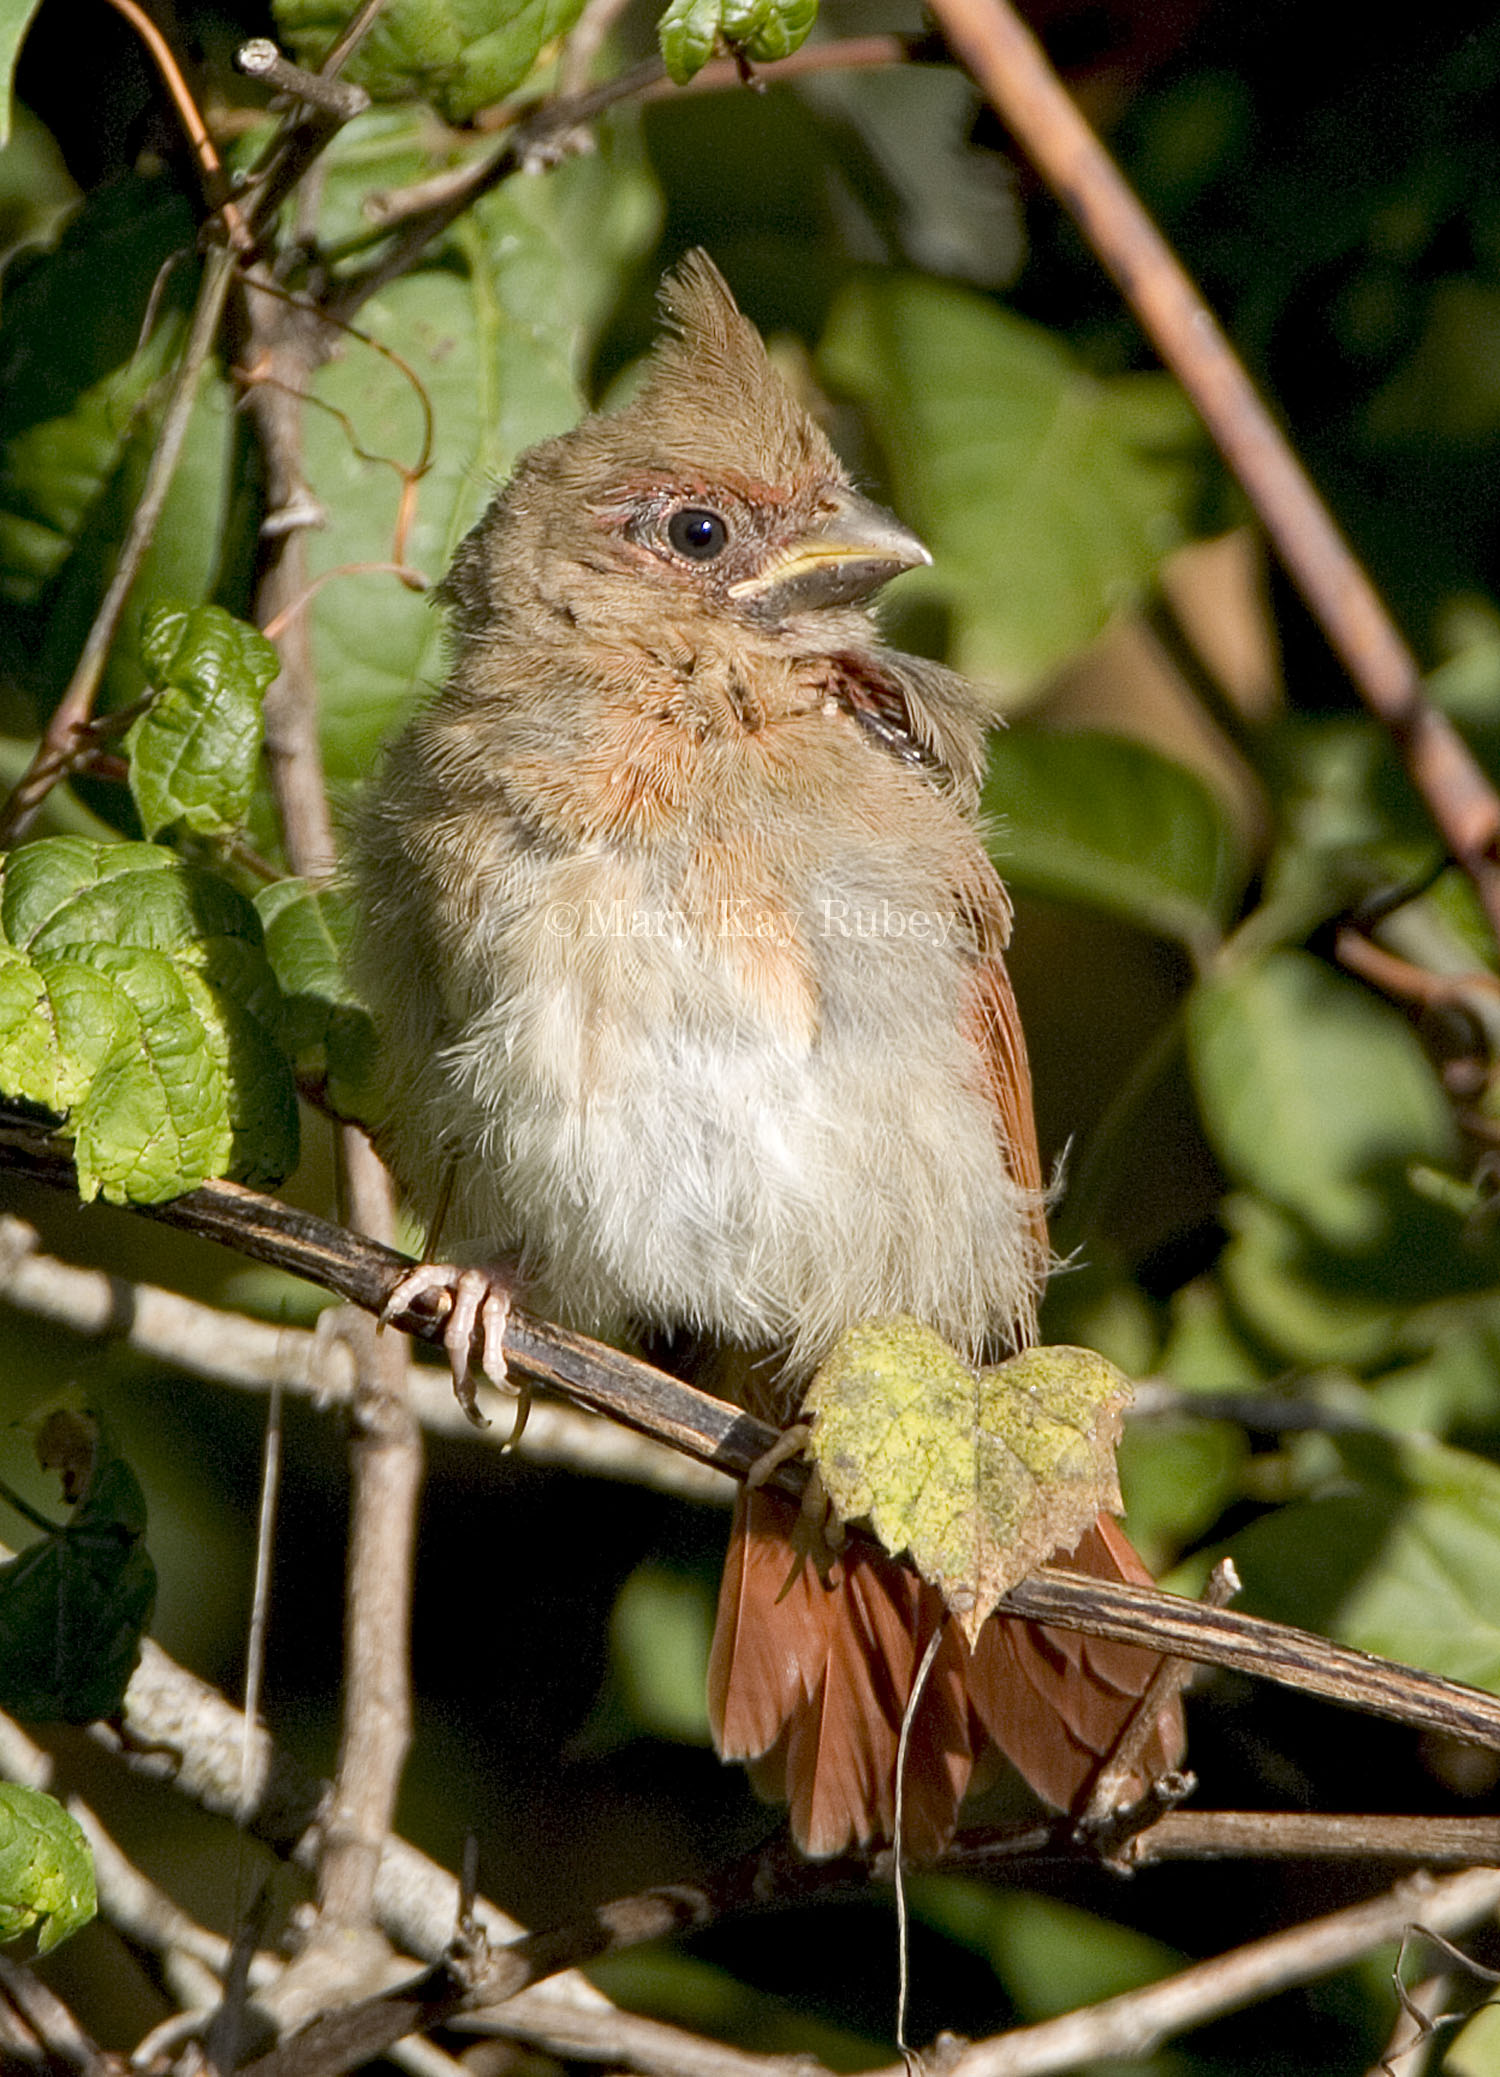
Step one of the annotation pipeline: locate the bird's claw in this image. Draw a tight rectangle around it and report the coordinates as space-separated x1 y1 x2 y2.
380 1263 515 1432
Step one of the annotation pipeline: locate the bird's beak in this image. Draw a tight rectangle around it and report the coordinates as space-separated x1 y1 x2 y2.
728 488 931 613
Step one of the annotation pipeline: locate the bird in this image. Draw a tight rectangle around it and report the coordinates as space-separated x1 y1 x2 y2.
351 251 1185 1858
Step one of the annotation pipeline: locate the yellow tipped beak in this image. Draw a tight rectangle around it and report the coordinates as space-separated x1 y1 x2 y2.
728 488 931 613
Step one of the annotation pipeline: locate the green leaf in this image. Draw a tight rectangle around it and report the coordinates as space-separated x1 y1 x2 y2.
0 838 297 1201
254 877 379 1116
0 104 80 287
911 1879 1182 2026
804 1321 1129 1644
1224 1433 1500 1693
659 0 722 82
983 730 1245 954
1188 950 1458 1250
275 0 588 122
0 3 44 148
0 177 196 612
126 603 278 840
304 117 659 781
610 1563 713 1743
734 0 815 63
0 1785 95 1953
819 274 1199 695
0 1411 156 1724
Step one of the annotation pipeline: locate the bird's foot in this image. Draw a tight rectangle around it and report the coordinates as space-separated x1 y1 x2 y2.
380 1262 523 1437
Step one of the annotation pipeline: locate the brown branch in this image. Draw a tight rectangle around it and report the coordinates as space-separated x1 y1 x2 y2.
310 1134 421 1940
926 0 1500 950
7 1108 1500 1761
0 241 239 849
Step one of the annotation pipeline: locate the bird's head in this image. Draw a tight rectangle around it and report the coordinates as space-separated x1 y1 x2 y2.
443 252 929 650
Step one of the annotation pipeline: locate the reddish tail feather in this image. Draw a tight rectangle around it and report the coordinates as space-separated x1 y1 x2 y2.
707 1488 1184 1858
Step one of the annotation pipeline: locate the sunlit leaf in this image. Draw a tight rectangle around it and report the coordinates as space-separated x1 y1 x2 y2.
804 1319 1129 1644
0 1 44 148
0 1786 95 1953
611 1563 713 1743
275 0 589 122
0 103 80 284
659 0 721 83
0 838 297 1200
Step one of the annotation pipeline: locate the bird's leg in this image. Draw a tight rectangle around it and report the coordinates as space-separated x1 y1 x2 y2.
379 1260 522 1435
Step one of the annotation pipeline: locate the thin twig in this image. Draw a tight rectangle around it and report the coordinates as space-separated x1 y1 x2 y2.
926 0 1500 949
1369 1969 1451 2077
0 241 239 848
101 0 253 251
325 59 666 323
236 38 371 121
1079 1557 1238 1830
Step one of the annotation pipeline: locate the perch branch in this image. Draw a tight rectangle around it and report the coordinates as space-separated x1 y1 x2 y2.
0 1215 729 1500
7 1112 1500 1757
926 0 1500 948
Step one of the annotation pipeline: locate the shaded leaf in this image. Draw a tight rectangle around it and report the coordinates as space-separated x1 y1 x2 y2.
254 876 378 1116
804 1319 1129 1644
1188 950 1458 1250
819 274 1199 695
610 1563 714 1744
0 838 297 1200
275 0 588 123
983 729 1245 955
126 603 279 840
0 1785 95 1953
911 1879 1182 2027
0 1411 156 1724
1223 1433 1500 1694
304 117 660 780
0 103 80 287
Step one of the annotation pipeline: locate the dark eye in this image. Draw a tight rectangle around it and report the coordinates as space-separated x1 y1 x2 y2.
667 507 729 561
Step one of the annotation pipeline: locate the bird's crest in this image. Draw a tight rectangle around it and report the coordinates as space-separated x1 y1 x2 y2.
622 250 842 490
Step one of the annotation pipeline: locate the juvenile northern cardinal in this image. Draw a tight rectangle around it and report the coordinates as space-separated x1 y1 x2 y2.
352 253 1184 1856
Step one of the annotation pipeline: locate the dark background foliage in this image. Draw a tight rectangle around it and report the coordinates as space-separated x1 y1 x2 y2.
8 1 1500 2070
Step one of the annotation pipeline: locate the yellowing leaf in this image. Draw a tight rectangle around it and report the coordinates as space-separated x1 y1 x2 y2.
803 1320 1130 1645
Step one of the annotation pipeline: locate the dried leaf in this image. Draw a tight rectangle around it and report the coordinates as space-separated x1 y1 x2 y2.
803 1320 1131 1646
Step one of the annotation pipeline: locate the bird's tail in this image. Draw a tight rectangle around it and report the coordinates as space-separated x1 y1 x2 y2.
707 1487 1183 1858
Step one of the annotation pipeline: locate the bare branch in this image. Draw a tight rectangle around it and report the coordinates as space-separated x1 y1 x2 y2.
926 0 1500 948
895 1868 1500 2077
8 1113 1500 1757
0 1215 729 1500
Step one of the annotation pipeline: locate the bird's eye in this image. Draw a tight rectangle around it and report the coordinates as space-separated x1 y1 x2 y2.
667 507 729 561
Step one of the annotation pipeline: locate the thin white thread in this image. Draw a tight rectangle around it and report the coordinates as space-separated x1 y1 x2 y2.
895 1616 946 2059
